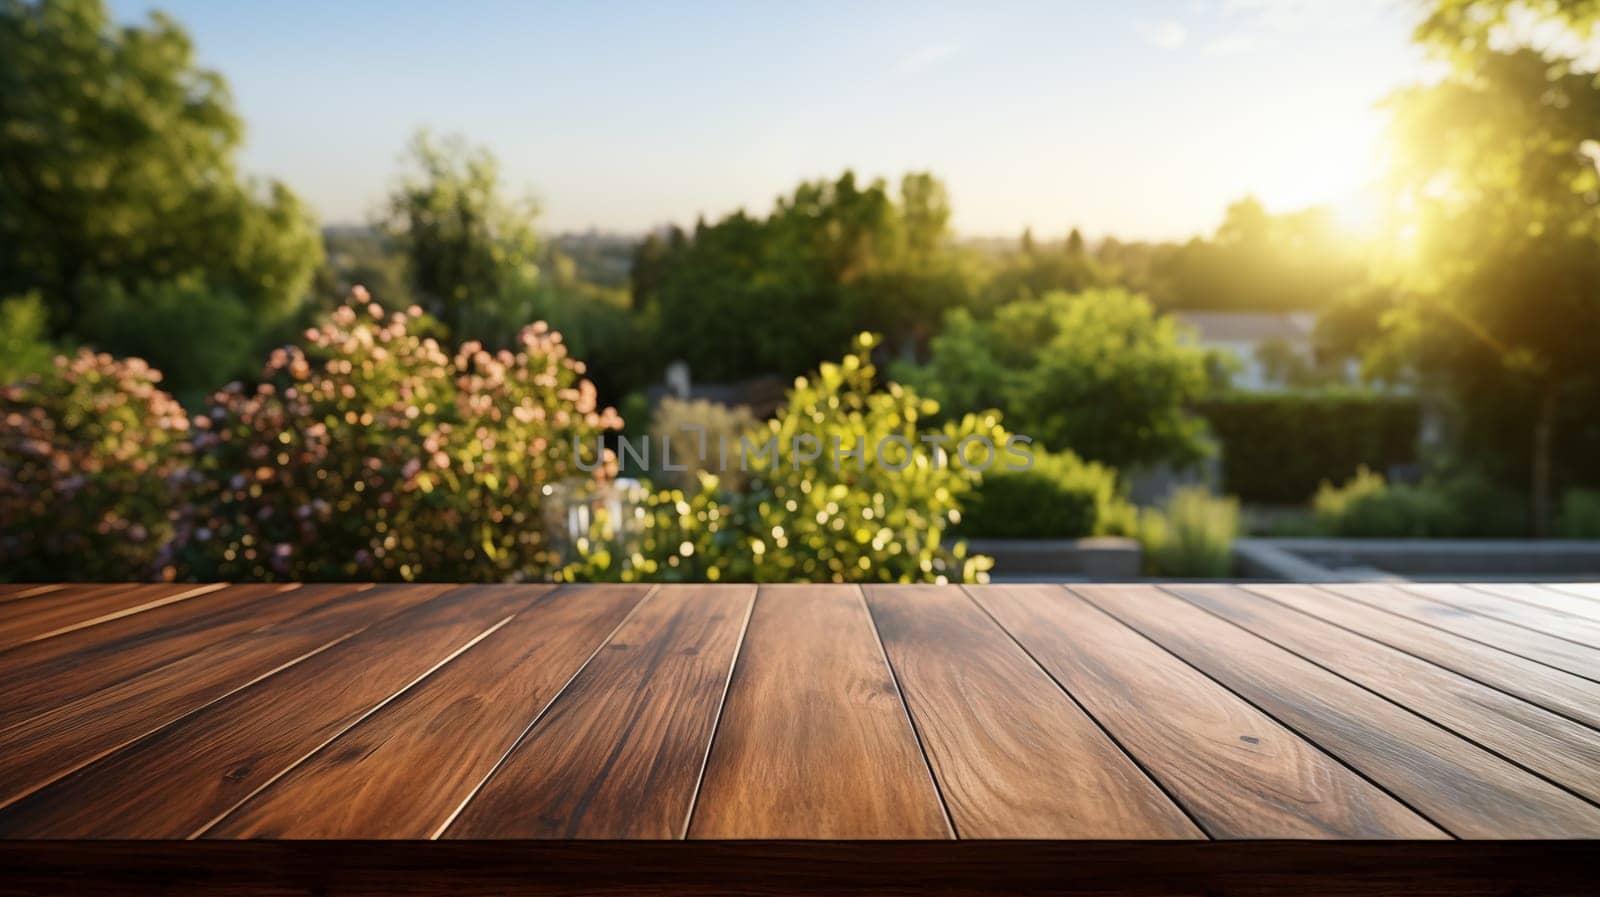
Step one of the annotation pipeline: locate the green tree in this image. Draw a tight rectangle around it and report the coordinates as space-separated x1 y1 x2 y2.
899 289 1214 470
1378 27 1600 532
0 0 322 388
379 131 542 342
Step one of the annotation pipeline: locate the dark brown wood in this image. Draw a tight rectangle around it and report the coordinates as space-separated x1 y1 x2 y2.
1078 583 1600 838
967 584 1443 838
1403 582 1600 648
1 841 1594 897
1470 582 1600 624
0 584 452 809
0 585 542 837
689 585 951 839
0 583 324 733
0 583 224 649
1325 582 1600 681
864 584 1201 839
1169 583 1600 805
1245 583 1600 730
206 584 648 838
444 584 755 839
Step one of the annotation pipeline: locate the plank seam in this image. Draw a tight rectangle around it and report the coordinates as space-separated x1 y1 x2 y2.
1324 585 1600 685
431 584 660 839
189 611 521 839
1405 584 1600 651
14 583 232 648
1073 585 1454 839
962 585 1214 840
677 585 759 840
858 586 959 840
1244 584 1600 736
1165 585 1600 812
1463 583 1600 623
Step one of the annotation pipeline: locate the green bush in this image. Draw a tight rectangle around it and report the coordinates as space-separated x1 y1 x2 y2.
1558 490 1600 538
0 292 57 385
1139 488 1239 577
1312 466 1528 538
174 301 621 581
1201 392 1420 504
960 449 1135 539
565 334 1006 583
898 289 1214 470
0 350 192 581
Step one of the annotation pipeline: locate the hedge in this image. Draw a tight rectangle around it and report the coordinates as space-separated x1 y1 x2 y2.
1200 392 1420 505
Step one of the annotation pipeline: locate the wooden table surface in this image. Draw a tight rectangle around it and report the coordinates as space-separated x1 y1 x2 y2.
1 580 1597 895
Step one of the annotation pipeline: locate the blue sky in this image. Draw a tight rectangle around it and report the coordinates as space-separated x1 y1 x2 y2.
110 0 1429 239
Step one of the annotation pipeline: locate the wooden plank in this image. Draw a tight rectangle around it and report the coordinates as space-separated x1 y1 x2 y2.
0 584 62 603
1404 582 1600 648
1079 583 1600 838
1549 582 1600 602
1170 584 1600 805
688 585 952 839
443 584 755 839
1469 582 1600 625
0 583 225 649
1246 584 1600 731
1325 582 1600 681
0 583 452 810
0 584 543 838
205 584 649 838
0 583 321 732
968 584 1443 838
864 584 1201 839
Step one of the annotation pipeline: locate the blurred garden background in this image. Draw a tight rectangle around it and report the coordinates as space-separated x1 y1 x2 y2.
2 0 1598 583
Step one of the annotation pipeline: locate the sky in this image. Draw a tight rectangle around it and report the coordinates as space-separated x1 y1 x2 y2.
109 0 1432 240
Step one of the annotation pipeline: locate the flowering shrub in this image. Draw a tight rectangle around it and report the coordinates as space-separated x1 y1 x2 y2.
174 298 620 581
565 334 1008 583
0 351 191 581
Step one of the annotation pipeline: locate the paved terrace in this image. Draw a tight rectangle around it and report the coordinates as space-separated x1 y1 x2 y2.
0 581 1596 895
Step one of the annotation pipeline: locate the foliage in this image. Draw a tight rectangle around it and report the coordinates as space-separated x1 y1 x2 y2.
0 0 322 373
647 396 760 491
75 276 256 406
959 448 1134 539
899 289 1213 470
0 292 56 384
173 300 621 581
379 131 543 343
565 334 1005 583
1312 466 1529 538
1558 489 1600 538
1374 40 1600 532
633 172 974 382
1200 392 1421 504
0 350 191 581
1138 487 1238 578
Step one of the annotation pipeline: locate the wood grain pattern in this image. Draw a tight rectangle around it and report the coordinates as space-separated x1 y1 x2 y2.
1246 583 1600 730
0 584 540 837
1170 583 1600 805
0 583 313 732
688 585 951 839
1469 582 1600 624
444 584 755 839
864 584 1201 839
1402 582 1600 649
0 583 224 649
0 583 449 809
206 584 648 838
968 584 1442 838
0 584 61 603
1079 583 1600 838
1325 582 1600 681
